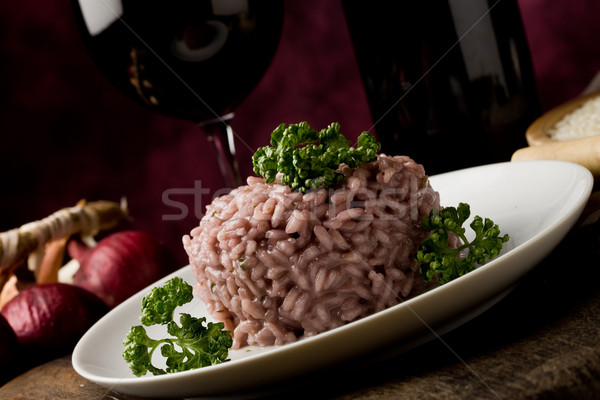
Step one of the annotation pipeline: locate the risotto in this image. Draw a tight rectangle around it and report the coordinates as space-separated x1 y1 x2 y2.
183 154 441 348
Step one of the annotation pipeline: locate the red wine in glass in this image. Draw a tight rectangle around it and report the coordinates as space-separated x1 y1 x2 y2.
72 0 284 187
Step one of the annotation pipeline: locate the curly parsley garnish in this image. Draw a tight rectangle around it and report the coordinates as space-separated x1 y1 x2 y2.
252 122 380 192
123 277 232 377
416 203 509 284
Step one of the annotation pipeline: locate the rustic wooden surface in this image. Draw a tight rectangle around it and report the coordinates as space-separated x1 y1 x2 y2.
0 356 154 400
3 212 600 399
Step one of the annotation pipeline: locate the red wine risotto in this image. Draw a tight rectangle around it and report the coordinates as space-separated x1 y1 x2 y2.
183 155 441 348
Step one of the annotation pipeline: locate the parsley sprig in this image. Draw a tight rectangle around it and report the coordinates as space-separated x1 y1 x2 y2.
416 203 509 284
252 122 380 192
123 277 232 377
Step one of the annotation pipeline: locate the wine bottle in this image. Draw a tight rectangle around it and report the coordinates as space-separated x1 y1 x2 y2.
343 0 541 174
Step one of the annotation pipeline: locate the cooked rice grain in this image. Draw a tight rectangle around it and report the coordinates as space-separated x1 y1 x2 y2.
183 155 440 348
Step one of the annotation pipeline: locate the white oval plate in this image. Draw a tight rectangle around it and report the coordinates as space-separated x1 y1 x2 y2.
72 160 593 399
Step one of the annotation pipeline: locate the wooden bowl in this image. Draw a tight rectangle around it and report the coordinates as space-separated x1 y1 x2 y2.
525 90 600 146
512 90 600 177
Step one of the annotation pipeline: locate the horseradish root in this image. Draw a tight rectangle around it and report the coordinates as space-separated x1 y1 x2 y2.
0 199 128 291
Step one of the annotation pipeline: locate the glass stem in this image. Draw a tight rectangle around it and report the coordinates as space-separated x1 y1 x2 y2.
199 113 243 189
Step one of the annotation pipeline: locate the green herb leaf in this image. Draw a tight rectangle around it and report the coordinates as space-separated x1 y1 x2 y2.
416 203 509 284
123 277 232 377
140 276 193 326
252 122 380 192
122 325 167 377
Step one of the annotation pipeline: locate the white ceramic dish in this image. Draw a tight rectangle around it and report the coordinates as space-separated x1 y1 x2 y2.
72 160 593 399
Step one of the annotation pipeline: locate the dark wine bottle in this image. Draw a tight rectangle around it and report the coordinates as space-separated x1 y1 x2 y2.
343 0 541 174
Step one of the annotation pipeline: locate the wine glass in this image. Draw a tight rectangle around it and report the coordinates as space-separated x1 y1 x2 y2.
71 0 285 188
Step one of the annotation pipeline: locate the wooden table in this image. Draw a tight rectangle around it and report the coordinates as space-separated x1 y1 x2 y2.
3 205 600 399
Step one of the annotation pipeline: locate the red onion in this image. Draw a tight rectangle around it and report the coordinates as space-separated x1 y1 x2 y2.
72 230 180 308
1 283 108 363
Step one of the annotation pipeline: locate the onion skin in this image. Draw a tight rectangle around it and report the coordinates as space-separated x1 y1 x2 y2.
0 283 108 364
72 230 180 308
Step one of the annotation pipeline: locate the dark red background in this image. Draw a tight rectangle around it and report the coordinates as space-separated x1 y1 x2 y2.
1 0 600 265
